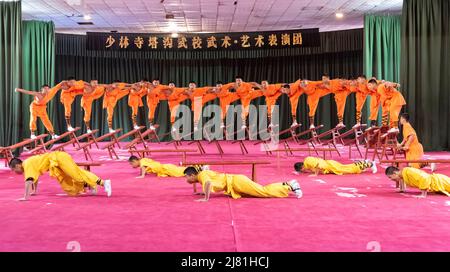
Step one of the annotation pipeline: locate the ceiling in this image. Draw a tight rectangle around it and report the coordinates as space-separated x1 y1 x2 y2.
22 0 403 34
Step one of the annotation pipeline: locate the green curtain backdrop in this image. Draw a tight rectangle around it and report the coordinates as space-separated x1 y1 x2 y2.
401 0 450 151
54 29 363 140
0 2 22 147
21 20 56 137
363 14 401 125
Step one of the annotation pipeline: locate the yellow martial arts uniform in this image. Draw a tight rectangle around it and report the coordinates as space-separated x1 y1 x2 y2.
402 167 450 196
303 156 371 175
22 151 100 196
139 158 186 177
197 170 291 199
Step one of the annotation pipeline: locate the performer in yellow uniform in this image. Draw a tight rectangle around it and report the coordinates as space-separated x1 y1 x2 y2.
128 156 187 178
294 156 377 175
9 151 111 201
183 167 302 201
385 166 450 198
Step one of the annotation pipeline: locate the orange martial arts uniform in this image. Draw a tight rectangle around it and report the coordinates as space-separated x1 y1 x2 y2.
128 87 147 127
304 81 330 125
263 84 283 120
402 122 424 168
61 80 84 125
189 87 211 126
103 83 129 129
168 88 188 123
216 83 238 120
355 82 371 124
81 86 105 129
330 79 352 124
241 88 264 122
146 85 168 124
288 80 304 120
29 83 62 134
235 82 253 122
378 84 406 128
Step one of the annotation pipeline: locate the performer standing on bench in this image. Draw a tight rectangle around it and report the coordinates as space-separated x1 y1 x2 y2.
366 78 382 127
167 82 188 132
81 79 105 133
294 156 377 175
62 77 88 132
146 78 169 130
353 75 370 128
183 167 303 201
128 156 187 178
186 81 213 132
251 81 283 128
326 77 352 128
287 80 304 128
397 113 436 170
215 81 239 129
385 166 449 198
103 80 130 133
15 82 67 139
378 81 406 133
303 78 330 129
9 151 112 201
128 81 147 130
233 76 254 130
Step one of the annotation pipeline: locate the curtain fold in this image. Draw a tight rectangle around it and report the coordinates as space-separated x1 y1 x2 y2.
21 20 56 137
0 2 22 147
363 15 402 125
400 0 450 151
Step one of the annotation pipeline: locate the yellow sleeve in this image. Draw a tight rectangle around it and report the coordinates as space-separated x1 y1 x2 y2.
23 160 41 183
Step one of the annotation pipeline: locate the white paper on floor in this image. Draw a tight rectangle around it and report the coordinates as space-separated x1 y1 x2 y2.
335 187 366 198
314 179 326 184
445 201 450 206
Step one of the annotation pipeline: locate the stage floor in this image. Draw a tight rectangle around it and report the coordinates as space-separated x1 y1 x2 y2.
1 140 449 252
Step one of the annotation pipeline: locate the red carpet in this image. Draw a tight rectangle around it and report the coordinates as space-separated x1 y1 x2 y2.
1 140 449 252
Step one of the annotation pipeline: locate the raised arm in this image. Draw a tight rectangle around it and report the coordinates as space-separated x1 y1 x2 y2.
15 88 40 96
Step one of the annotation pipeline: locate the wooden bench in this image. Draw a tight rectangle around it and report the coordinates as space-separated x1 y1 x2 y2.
307 126 345 157
181 160 271 182
335 124 367 159
380 159 450 167
128 148 198 163
271 147 339 159
1 134 49 165
50 139 76 151
28 128 81 154
76 129 99 149
98 129 122 159
75 161 103 171
116 126 146 143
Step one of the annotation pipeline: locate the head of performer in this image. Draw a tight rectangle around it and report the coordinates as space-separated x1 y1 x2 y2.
213 81 223 93
90 79 98 87
168 81 176 89
128 156 140 168
235 76 243 86
385 166 403 186
188 81 197 90
300 80 308 88
66 76 76 87
281 84 291 94
261 80 269 89
139 78 149 86
400 113 410 126
152 78 160 86
322 74 330 85
294 162 305 173
184 166 200 184
9 158 24 174
367 78 378 91
40 84 50 95
357 75 367 84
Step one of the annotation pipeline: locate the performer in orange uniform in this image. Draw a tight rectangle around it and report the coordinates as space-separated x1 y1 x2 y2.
233 76 254 129
325 76 352 128
62 77 87 131
366 78 382 127
103 80 130 133
288 80 304 127
377 82 406 132
301 79 329 128
15 82 67 139
146 79 169 130
186 81 213 131
353 75 371 127
250 81 283 127
81 80 105 133
397 113 432 169
214 81 236 128
128 81 148 130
